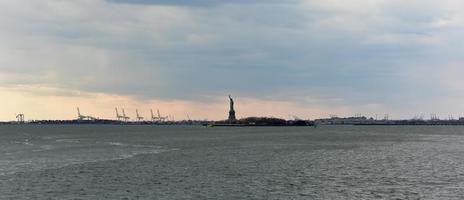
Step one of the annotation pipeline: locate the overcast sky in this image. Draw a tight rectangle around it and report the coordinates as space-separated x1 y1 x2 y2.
1 0 464 120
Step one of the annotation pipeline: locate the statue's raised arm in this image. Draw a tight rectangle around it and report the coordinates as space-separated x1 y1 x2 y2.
229 95 234 110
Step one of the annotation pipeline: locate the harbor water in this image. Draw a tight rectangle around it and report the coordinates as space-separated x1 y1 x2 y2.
1 125 464 199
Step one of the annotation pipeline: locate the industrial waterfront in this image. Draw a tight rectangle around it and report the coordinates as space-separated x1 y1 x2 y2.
5 110 464 126
4 96 464 126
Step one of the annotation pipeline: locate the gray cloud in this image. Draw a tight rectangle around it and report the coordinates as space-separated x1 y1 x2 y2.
106 0 292 7
107 0 216 6
0 0 464 117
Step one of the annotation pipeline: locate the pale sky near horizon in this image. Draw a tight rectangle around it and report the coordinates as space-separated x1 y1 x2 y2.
1 0 464 121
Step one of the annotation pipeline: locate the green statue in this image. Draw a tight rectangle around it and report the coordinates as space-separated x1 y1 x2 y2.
228 95 236 121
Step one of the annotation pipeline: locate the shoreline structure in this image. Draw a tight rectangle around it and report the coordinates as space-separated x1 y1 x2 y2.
3 96 464 126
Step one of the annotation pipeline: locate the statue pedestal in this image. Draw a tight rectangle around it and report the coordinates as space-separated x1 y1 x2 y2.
228 110 236 122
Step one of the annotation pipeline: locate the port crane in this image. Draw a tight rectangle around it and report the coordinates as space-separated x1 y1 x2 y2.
122 109 130 121
115 108 123 121
16 113 25 123
136 109 144 121
115 108 130 121
383 114 389 121
77 107 96 121
150 109 169 122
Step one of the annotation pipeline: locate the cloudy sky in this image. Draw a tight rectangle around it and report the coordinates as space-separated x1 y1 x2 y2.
1 0 464 121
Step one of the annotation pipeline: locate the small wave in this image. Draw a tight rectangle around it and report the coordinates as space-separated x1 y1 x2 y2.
32 145 55 152
131 144 162 148
107 142 125 146
13 139 33 146
106 142 162 149
19 132 31 136
55 139 80 143
119 149 170 159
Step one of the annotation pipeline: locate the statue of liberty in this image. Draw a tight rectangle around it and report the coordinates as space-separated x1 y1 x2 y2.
228 95 236 122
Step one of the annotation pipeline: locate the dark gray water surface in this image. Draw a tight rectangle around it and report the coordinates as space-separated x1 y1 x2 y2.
1 125 464 199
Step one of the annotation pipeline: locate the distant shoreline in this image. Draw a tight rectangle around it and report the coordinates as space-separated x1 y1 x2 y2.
3 117 464 126
0 119 206 126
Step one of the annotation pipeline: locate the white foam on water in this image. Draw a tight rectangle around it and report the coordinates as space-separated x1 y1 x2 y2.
107 142 125 146
119 148 176 159
105 142 165 149
22 139 33 146
55 139 80 143
32 145 55 152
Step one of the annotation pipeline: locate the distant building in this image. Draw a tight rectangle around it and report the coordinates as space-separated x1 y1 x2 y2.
314 116 371 125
